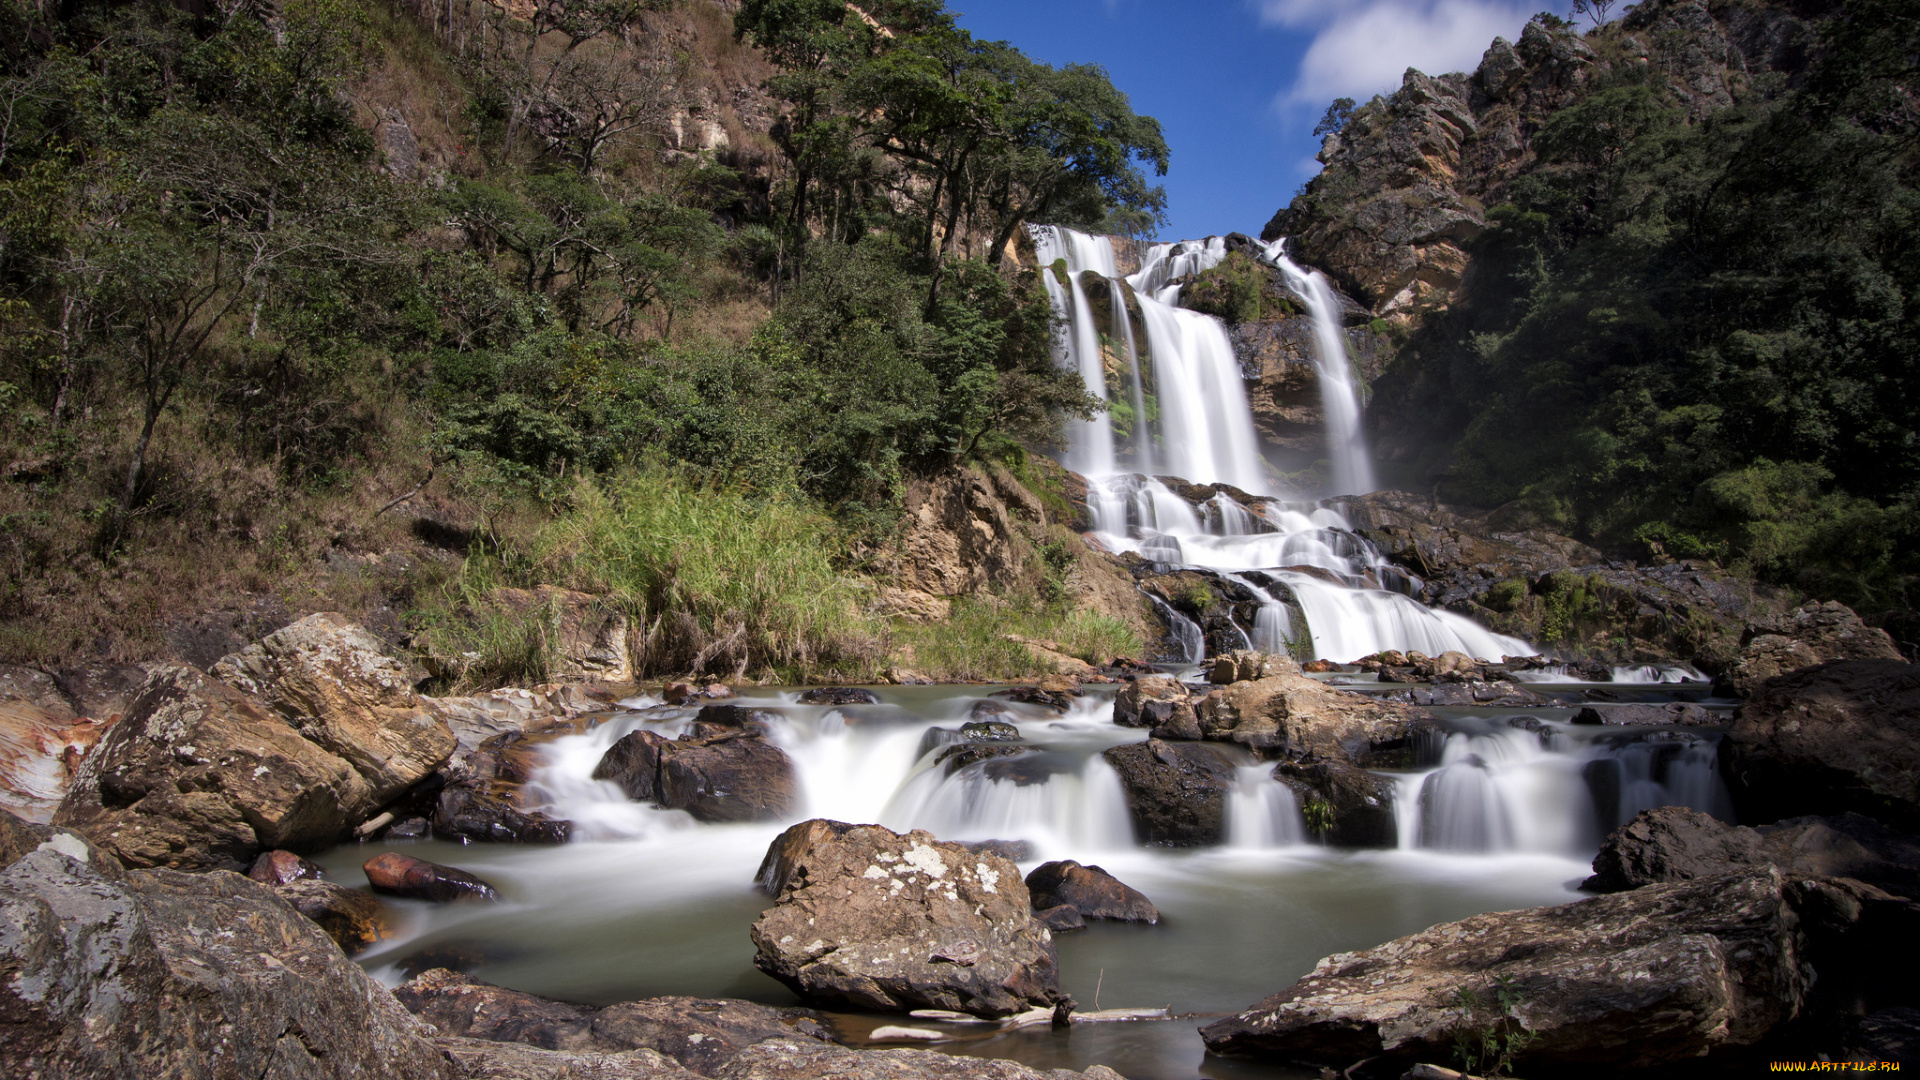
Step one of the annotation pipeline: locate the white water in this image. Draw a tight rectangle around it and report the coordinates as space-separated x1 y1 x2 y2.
1259 238 1376 497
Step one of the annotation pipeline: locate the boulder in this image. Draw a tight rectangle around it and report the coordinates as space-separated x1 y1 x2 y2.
797 688 880 706
712 1038 1126 1080
277 877 393 953
1719 659 1920 829
395 967 834 1076
426 684 603 770
1587 806 1920 900
1101 739 1236 846
1273 758 1398 848
212 612 455 806
433 780 572 844
1196 670 1433 758
1112 675 1193 730
1034 905 1085 932
248 848 326 885
0 815 452 1078
593 728 797 824
364 852 501 904
1200 868 1810 1070
748 820 1059 1017
1208 649 1296 686
434 1038 699 1080
52 664 371 870
1023 860 1159 923
1571 702 1718 727
1384 681 1552 708
1730 600 1906 694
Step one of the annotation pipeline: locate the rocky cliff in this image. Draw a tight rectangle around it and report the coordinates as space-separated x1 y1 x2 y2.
1265 0 1829 325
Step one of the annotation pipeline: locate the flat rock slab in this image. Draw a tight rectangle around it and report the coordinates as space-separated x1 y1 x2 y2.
750 820 1058 1018
1201 867 1809 1071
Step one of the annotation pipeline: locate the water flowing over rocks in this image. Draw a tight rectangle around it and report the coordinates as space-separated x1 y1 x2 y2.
0 812 454 1079
592 725 797 823
1719 659 1920 829
52 664 371 870
1022 860 1159 924
748 820 1060 1018
1272 758 1398 848
1100 739 1236 847
1200 867 1812 1070
1586 807 1920 900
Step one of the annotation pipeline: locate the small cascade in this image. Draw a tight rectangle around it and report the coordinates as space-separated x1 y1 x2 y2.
1227 765 1306 848
1258 239 1377 497
1148 594 1205 664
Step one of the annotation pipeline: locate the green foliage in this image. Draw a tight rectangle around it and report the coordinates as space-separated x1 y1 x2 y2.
1377 3 1920 615
1302 797 1335 837
1451 976 1535 1078
1314 97 1354 138
1181 252 1278 324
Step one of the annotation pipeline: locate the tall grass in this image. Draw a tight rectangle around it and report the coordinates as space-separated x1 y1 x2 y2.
535 465 882 681
892 601 1145 682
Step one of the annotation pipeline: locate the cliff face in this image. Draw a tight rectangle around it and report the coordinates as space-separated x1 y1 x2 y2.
1264 0 1829 325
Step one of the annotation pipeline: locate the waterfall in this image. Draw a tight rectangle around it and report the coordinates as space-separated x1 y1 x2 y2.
1227 765 1306 847
1258 239 1377 497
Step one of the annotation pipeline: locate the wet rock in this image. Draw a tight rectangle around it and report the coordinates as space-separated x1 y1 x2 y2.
277 877 392 953
1570 702 1718 727
1112 675 1194 731
364 852 501 904
1102 738 1236 846
389 816 431 839
395 968 834 1075
0 690 109 823
995 686 1076 711
1034 904 1086 932
749 819 1059 1017
798 687 881 706
1720 659 1920 829
0 816 453 1078
1587 807 1920 901
1200 868 1811 1070
934 743 1028 776
957 839 1034 862
1840 1008 1920 1064
1023 860 1159 923
1196 670 1434 758
593 727 797 824
1730 600 1907 694
1273 759 1398 848
978 753 1070 787
433 780 572 844
53 664 370 870
248 848 326 885
1385 680 1552 707
963 719 1022 741
1149 708 1204 741
211 612 456 806
968 700 1012 721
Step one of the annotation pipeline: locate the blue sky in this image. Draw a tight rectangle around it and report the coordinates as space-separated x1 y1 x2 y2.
948 0 1580 240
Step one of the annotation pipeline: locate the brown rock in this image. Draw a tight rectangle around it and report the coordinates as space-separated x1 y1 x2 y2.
1102 739 1237 846
1720 659 1920 829
1587 806 1920 901
1200 868 1811 1070
53 665 371 870
1273 759 1398 848
248 848 326 885
797 688 881 706
1197 669 1433 758
749 820 1059 1017
277 877 393 953
1023 860 1159 923
433 1038 699 1080
1730 600 1906 694
212 612 455 805
1208 649 1297 685
1112 675 1192 730
715 1038 1127 1080
364 852 501 904
395 967 833 1075
1571 702 1718 726
593 728 796 824
433 780 572 844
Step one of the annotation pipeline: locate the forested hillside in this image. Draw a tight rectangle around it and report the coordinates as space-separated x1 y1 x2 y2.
0 0 1169 679
1273 0 1918 639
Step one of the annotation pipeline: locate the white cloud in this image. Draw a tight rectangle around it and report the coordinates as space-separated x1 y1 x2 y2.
1260 0 1548 107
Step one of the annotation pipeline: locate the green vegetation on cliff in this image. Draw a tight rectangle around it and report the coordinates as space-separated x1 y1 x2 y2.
0 0 1166 678
1374 0 1919 619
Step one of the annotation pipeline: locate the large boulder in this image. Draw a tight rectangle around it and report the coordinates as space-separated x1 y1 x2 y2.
1111 675 1193 730
1023 860 1159 923
1273 758 1398 848
1101 738 1236 846
0 813 453 1079
433 728 575 844
395 967 835 1076
1587 806 1920 901
1729 601 1907 694
52 665 371 869
1200 868 1811 1070
749 820 1059 1017
1719 659 1920 829
593 728 796 824
365 852 501 904
1196 670 1433 759
212 612 456 805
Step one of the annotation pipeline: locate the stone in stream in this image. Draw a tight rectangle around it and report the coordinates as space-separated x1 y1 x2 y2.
1112 675 1193 730
433 779 572 844
749 819 1061 1018
275 877 393 953
395 967 835 1076
593 727 797 824
1023 860 1159 923
1272 758 1398 848
363 851 500 904
933 742 1027 776
994 685 1078 712
1034 904 1086 932
1195 667 1434 759
1570 702 1717 726
248 848 326 885
52 664 372 870
0 811 453 1079
797 687 881 705
1101 739 1236 847
1200 867 1814 1070
1719 659 1920 829
1586 806 1920 900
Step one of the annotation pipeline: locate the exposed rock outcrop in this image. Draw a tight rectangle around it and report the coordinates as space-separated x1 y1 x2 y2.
1201 867 1811 1070
53 664 371 869
749 819 1059 1018
1586 807 1920 901
472 586 635 684
1195 667 1434 759
1720 659 1920 829
1729 601 1907 694
1101 738 1236 847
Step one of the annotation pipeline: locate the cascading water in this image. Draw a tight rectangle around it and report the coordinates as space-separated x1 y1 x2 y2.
1033 225 1526 664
